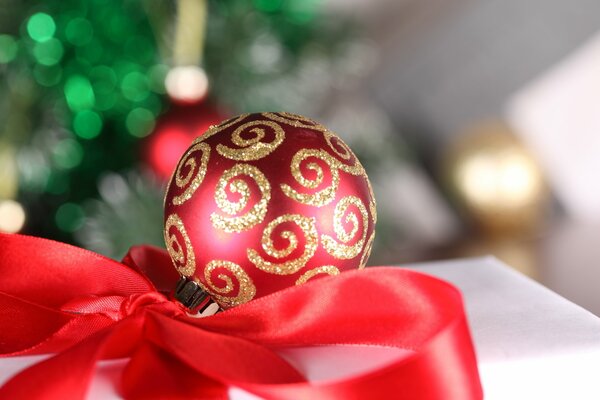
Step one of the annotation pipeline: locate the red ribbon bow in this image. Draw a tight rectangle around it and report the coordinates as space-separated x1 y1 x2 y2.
0 233 482 399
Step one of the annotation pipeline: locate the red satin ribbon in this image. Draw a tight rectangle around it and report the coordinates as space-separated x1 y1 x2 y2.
0 233 482 399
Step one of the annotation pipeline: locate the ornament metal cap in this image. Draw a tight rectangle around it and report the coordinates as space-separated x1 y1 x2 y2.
174 277 208 310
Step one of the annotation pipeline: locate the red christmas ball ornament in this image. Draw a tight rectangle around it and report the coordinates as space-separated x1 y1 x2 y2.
163 112 377 309
144 103 226 181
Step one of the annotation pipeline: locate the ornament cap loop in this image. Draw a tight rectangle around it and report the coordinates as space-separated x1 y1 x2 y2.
174 277 208 310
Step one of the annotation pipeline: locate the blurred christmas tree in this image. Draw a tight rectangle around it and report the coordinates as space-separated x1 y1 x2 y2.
1 0 168 247
1 0 386 258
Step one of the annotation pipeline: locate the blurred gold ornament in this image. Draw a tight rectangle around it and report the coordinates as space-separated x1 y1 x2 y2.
0 200 26 233
444 121 547 235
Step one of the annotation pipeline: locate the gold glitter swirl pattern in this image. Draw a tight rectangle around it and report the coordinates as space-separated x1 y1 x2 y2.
280 149 340 207
201 260 256 308
322 196 369 259
265 111 365 174
170 142 211 206
359 231 375 269
262 112 328 132
323 132 366 176
193 114 249 144
247 214 318 275
295 265 340 285
211 164 271 233
216 120 285 161
332 157 365 176
323 130 352 161
366 178 378 225
164 214 196 276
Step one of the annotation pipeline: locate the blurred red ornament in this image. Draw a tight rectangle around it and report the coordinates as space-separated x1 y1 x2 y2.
144 103 226 181
163 112 377 309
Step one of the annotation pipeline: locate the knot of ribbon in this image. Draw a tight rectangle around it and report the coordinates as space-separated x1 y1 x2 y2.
0 233 482 400
60 291 182 322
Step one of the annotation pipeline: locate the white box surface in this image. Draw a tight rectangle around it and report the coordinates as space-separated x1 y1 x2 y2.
2 257 600 399
414 257 600 400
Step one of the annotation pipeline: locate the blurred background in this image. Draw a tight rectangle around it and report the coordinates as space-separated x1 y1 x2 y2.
1 0 599 314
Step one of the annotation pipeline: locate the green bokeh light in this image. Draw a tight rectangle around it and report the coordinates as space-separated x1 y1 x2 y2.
107 14 128 42
32 38 64 66
75 38 103 64
95 93 117 111
254 0 283 12
126 107 155 137
45 172 68 195
73 110 103 139
90 66 118 111
65 18 93 46
140 94 162 116
55 202 85 232
148 64 168 94
64 75 95 111
114 61 137 80
27 13 56 42
52 139 84 169
121 71 150 102
33 64 63 86
90 65 117 94
0 35 18 63
124 36 153 64
283 0 319 23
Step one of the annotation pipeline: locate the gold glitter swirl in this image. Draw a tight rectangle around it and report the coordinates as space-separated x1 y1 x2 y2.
170 142 211 205
211 164 271 233
193 114 249 144
280 149 340 207
322 196 368 259
295 265 340 285
164 214 196 277
263 112 364 175
359 231 375 269
262 112 328 132
200 260 256 308
323 131 366 176
332 157 365 176
323 130 352 160
247 214 318 275
366 177 378 225
216 120 285 161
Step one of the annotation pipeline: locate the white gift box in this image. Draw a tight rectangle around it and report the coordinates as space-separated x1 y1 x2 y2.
2 257 600 399
415 257 600 400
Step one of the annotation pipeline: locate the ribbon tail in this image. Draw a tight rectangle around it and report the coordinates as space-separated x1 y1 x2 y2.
121 342 228 400
0 315 144 400
144 312 306 386
0 291 71 355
